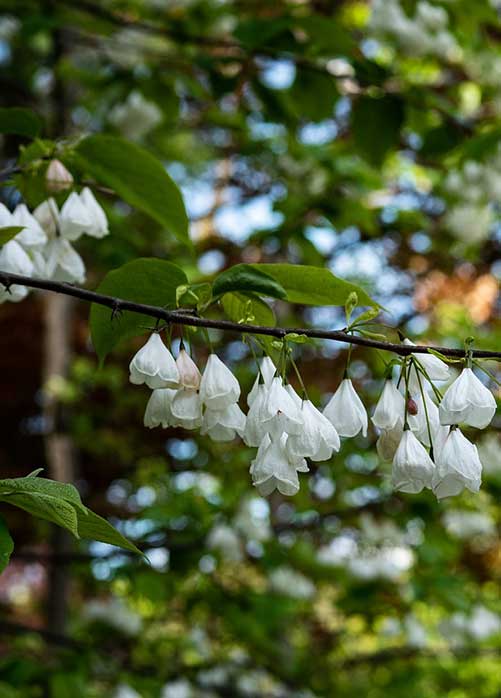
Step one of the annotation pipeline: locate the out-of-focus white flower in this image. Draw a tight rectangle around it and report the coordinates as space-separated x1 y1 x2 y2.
404 614 428 648
445 203 493 244
372 379 405 431
269 566 316 600
247 356 275 406
80 187 109 238
442 509 496 540
144 388 176 428
286 399 340 461
114 685 142 698
33 198 59 237
0 15 20 41
176 348 201 390
59 191 94 241
207 523 243 562
234 496 271 541
129 333 179 389
160 679 194 698
347 545 415 582
11 203 47 249
0 239 34 302
323 378 368 438
404 339 450 391
432 427 482 499
251 434 306 497
201 403 246 441
83 597 142 635
260 376 303 436
45 158 73 192
439 368 496 429
392 429 435 494
468 605 501 640
109 91 163 141
200 353 240 410
170 389 202 429
44 238 86 283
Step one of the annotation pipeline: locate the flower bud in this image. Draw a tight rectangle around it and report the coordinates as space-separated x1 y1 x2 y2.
46 159 74 192
407 397 418 416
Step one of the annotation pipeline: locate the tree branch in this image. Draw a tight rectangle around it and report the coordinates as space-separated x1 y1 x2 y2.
0 271 499 359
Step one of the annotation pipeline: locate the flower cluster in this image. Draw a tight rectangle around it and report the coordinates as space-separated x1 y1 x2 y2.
369 0 461 61
0 160 108 302
131 332 498 501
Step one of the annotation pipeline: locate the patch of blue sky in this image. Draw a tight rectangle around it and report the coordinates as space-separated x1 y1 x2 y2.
299 120 338 146
258 58 296 89
215 194 284 242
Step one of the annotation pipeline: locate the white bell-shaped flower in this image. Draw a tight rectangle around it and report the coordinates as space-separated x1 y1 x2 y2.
377 425 403 462
287 400 340 461
46 159 73 192
59 191 94 241
144 388 176 428
439 368 496 429
284 382 302 408
250 434 302 497
243 383 268 447
80 187 109 238
0 239 34 303
404 339 450 392
432 428 482 499
44 238 86 284
372 380 405 431
11 203 47 249
170 389 202 429
201 403 246 442
323 378 368 438
33 198 59 238
0 203 12 227
260 377 303 436
392 428 435 494
176 348 201 390
248 356 276 406
199 353 241 410
129 333 179 389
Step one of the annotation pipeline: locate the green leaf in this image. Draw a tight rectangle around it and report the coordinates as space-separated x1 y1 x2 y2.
249 264 378 307
0 108 43 138
75 508 141 555
90 258 187 363
0 475 85 511
75 135 189 244
0 227 24 245
0 515 13 574
176 282 212 310
222 291 276 326
288 70 338 122
0 492 80 537
214 264 287 300
351 95 404 166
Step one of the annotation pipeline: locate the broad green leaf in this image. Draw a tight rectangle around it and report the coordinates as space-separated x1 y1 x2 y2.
75 135 189 244
351 95 404 166
288 70 338 122
0 515 13 574
249 264 377 307
90 258 187 363
0 108 43 138
0 492 80 538
75 508 141 555
0 475 86 512
214 264 287 300
0 227 23 245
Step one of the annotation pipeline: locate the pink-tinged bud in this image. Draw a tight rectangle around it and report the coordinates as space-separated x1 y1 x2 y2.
407 397 418 416
46 159 74 192
176 349 201 390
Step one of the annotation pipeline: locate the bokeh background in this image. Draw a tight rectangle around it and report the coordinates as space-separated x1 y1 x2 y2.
1 1 501 696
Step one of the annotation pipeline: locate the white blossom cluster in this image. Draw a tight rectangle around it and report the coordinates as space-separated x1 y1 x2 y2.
0 161 109 302
131 332 497 501
369 0 461 61
109 91 163 142
444 153 501 244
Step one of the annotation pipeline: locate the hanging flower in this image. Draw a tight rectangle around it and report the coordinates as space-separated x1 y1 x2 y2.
403 339 450 392
250 434 306 497
392 428 435 494
201 403 246 442
170 389 202 429
80 187 109 238
372 379 405 431
45 159 74 192
59 191 95 241
11 203 47 249
0 240 34 303
144 388 176 428
439 368 496 429
129 333 179 389
33 198 59 238
432 427 482 499
243 383 269 447
176 348 201 390
409 391 448 449
323 378 368 438
199 353 241 410
44 238 86 284
260 376 303 436
377 424 403 462
287 400 340 461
